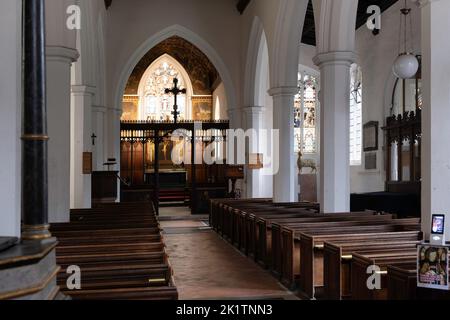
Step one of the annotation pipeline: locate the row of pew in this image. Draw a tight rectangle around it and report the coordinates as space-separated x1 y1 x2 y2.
209 199 445 300
50 202 178 300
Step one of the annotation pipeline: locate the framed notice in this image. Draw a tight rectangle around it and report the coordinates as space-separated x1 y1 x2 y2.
417 244 449 291
363 121 379 152
83 152 93 175
248 153 264 170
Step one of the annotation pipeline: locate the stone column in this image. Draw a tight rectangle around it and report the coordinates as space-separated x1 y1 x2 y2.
268 87 298 203
420 0 450 239
0 0 22 237
70 85 95 209
92 105 108 170
106 107 122 200
107 107 122 167
243 106 264 198
313 51 356 213
46 46 78 223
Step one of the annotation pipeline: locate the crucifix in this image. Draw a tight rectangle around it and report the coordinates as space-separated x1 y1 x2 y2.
165 78 186 123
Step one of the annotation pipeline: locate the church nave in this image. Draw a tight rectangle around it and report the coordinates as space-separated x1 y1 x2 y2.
2 0 450 308
160 213 298 300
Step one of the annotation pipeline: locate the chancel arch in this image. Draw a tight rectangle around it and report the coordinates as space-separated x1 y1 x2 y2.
114 24 236 116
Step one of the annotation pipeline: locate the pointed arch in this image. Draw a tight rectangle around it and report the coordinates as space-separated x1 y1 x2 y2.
270 0 309 88
312 0 358 53
244 16 266 107
115 25 237 113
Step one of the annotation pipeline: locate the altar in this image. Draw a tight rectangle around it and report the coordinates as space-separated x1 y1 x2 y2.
145 169 187 188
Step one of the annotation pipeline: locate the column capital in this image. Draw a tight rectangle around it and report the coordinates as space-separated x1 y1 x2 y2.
46 46 79 64
242 106 265 115
227 107 240 116
413 0 441 8
71 85 96 96
268 86 298 97
313 51 358 67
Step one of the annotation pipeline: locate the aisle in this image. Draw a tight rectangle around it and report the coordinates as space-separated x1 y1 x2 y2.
160 216 298 300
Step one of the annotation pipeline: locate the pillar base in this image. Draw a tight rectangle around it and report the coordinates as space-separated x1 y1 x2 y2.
21 224 51 241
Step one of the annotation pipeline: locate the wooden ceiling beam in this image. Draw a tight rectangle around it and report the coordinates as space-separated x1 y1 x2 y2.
236 0 251 15
105 0 112 10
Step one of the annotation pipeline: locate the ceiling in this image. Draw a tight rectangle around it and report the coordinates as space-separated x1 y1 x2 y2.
105 0 400 46
104 0 251 14
302 0 400 46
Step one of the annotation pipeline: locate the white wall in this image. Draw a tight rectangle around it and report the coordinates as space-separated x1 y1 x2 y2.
299 43 319 72
0 0 21 237
350 1 421 193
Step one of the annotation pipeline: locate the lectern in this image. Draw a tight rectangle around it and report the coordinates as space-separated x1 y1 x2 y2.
91 171 119 205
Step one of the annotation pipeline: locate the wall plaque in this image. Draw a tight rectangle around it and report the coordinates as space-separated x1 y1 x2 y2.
363 121 379 152
83 152 93 174
248 153 264 170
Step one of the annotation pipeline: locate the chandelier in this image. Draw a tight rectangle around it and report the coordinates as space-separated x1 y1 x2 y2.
392 0 419 79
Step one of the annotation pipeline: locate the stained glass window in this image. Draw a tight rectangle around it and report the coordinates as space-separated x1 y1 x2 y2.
294 72 319 154
350 64 363 166
140 57 189 121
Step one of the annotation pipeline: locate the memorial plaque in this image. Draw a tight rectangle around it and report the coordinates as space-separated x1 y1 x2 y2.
83 152 93 174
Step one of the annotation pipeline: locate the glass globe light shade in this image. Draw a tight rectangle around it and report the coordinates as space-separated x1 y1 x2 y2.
393 53 419 79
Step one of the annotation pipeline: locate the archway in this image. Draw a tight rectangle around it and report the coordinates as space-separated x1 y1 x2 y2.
115 25 236 116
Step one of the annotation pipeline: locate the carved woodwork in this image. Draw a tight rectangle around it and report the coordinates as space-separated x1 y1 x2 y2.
382 109 421 194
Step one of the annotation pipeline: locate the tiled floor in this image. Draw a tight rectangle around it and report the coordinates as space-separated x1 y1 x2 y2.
159 206 191 217
162 219 297 300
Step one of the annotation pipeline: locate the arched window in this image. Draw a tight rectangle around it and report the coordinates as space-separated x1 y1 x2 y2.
138 55 192 121
294 71 319 154
350 64 363 166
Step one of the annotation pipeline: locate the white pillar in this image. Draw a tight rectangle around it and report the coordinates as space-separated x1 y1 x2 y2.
0 0 21 237
420 0 450 239
71 85 95 208
268 87 297 203
313 51 356 213
106 107 122 201
92 105 108 170
106 107 122 167
243 106 264 198
46 46 79 223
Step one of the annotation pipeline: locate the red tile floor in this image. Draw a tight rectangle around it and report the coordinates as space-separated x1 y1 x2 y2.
160 212 298 300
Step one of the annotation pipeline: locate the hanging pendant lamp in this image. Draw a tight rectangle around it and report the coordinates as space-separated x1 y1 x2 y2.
393 0 419 79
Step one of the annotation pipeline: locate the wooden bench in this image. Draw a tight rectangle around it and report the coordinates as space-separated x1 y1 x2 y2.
255 212 389 269
322 235 422 300
276 218 420 289
387 262 450 300
233 207 317 253
351 251 418 300
51 202 178 300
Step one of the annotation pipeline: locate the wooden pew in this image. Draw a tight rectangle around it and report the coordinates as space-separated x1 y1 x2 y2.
210 198 270 231
52 202 178 300
234 207 317 253
351 251 418 300
387 263 450 300
255 212 390 269
271 214 396 277
322 235 422 300
276 218 420 289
